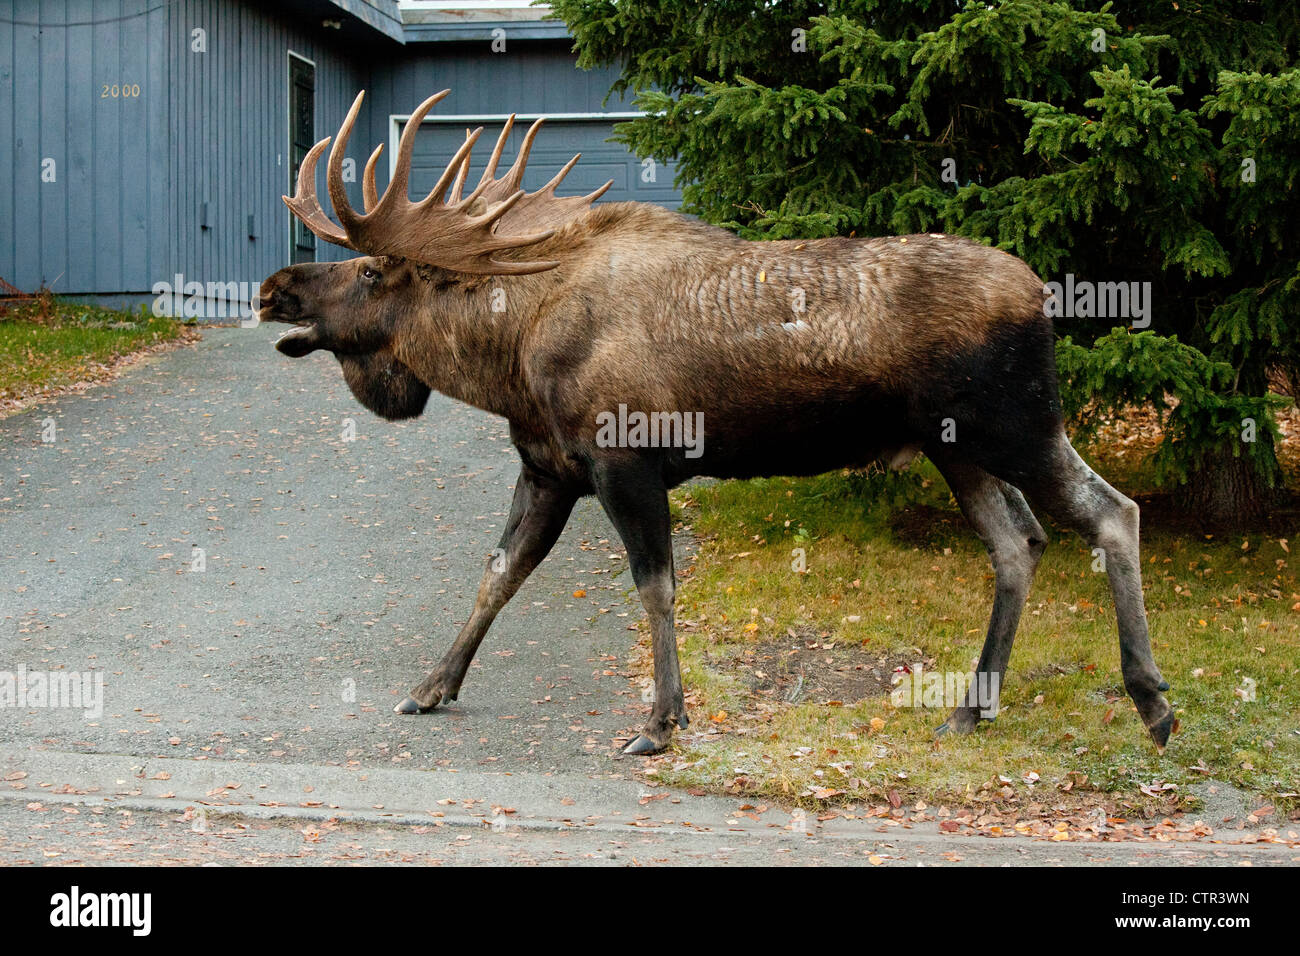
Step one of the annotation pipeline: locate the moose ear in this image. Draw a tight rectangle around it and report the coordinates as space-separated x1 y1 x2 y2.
275 324 324 357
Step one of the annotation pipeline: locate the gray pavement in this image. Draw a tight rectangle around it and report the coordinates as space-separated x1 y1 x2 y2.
2 745 1296 865
0 326 1294 866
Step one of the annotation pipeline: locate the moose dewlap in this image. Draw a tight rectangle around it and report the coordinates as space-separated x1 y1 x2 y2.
258 89 1174 756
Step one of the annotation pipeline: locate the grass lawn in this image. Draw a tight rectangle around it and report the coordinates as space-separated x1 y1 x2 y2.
637 441 1300 818
0 294 192 412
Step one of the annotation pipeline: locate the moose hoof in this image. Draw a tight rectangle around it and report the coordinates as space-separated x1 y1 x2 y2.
393 696 435 715
1147 708 1177 753
621 734 667 756
935 706 982 737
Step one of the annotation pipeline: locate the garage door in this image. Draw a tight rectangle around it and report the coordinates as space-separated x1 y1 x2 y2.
400 117 681 210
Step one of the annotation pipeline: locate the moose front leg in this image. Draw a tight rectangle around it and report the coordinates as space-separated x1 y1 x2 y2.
395 464 576 714
591 459 687 756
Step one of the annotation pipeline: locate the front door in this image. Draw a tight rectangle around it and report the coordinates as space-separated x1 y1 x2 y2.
289 54 316 264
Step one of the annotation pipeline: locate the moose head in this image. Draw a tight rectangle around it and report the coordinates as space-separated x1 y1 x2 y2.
258 88 610 420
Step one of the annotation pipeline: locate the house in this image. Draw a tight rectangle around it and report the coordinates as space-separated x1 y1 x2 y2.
0 0 680 313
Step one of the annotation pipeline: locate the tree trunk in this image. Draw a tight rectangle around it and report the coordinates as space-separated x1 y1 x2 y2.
1182 446 1275 529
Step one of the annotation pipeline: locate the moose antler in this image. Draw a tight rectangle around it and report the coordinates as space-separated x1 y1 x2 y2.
284 90 612 275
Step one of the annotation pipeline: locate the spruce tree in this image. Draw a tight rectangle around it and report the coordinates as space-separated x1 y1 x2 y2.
551 0 1298 526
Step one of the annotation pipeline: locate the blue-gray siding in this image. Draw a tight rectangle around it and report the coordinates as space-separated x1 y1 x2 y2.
2 0 370 297
0 0 680 305
5 0 172 295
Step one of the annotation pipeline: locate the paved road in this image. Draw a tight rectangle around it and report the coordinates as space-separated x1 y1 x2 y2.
1 326 1293 866
2 747 1294 866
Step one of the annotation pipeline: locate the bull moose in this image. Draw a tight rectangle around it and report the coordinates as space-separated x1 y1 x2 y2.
259 90 1173 756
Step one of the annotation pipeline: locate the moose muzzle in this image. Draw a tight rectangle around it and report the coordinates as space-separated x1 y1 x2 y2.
259 272 323 357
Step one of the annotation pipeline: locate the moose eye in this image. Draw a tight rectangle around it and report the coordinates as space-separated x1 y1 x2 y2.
362 266 379 280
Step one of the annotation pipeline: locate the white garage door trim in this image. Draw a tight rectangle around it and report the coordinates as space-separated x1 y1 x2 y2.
387 111 646 182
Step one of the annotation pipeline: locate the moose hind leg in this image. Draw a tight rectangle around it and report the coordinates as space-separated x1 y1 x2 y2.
1029 434 1173 749
932 459 1046 735
396 464 576 714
